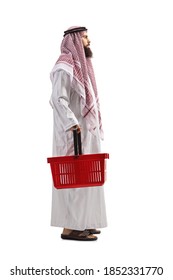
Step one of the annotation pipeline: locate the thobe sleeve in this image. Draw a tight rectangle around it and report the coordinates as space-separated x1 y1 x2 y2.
51 70 79 131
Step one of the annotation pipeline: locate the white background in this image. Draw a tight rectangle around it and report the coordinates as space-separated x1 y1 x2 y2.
0 0 173 279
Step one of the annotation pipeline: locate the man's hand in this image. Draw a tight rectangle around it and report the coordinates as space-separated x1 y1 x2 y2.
70 125 81 133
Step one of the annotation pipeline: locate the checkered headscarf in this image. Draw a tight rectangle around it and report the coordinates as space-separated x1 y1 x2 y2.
52 26 104 139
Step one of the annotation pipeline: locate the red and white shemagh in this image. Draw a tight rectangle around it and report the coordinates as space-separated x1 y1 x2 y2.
54 27 104 140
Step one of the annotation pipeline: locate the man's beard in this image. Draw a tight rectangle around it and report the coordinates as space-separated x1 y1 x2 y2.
84 46 93 58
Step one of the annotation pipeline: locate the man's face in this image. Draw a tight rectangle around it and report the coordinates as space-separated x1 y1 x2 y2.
81 31 90 47
81 31 93 58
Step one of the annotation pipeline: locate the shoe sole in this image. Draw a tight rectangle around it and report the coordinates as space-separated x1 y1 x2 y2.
61 234 97 241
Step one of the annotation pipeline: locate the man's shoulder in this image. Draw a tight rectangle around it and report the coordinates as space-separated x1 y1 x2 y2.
57 53 73 65
50 59 73 81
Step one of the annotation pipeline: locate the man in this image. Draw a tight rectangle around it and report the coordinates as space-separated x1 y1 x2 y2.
50 26 107 241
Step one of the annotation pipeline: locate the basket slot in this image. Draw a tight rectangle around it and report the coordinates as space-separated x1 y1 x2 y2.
58 162 76 186
86 160 103 184
96 160 102 182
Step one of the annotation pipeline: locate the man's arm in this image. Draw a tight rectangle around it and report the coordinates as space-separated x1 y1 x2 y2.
51 70 79 132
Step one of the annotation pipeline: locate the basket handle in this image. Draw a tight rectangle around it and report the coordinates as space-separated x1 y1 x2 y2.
73 129 82 156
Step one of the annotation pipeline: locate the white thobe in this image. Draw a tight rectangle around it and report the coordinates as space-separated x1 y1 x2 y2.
50 69 107 230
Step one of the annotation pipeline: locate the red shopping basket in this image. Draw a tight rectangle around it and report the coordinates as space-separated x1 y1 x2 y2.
47 130 109 189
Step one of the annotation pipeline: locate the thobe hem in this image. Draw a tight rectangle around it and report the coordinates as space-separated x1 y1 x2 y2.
50 222 108 231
